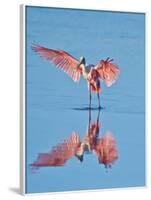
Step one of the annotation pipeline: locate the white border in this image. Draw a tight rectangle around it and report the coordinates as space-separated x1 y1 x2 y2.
19 0 149 13
0 0 150 200
21 3 148 196
20 4 26 195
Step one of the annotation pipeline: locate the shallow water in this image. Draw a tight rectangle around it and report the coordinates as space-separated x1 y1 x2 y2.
25 6 145 193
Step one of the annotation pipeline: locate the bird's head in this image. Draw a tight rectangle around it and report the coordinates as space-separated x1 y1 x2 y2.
79 56 86 65
75 144 84 162
75 154 84 162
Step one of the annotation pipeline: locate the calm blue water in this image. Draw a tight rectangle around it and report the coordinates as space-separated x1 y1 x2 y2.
25 6 145 193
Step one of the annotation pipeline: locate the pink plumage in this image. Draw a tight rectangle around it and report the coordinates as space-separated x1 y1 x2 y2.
32 45 82 82
95 58 120 87
30 113 119 169
95 132 118 167
32 44 120 108
31 132 80 167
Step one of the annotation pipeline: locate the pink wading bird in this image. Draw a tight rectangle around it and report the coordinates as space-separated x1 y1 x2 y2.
31 110 118 169
32 45 120 108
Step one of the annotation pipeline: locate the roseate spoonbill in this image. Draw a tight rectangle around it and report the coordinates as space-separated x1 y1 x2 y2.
32 44 120 109
31 110 118 169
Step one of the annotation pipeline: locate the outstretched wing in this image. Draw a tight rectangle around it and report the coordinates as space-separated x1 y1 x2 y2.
95 58 120 87
30 132 80 168
95 132 118 168
32 44 82 82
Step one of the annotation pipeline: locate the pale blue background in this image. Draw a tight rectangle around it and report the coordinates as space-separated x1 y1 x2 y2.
26 6 145 193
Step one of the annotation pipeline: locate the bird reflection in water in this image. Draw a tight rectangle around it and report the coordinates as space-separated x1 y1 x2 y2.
31 110 118 170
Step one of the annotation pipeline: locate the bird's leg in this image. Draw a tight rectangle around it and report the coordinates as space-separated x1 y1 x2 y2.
88 106 91 130
97 92 101 109
97 108 100 124
89 85 92 109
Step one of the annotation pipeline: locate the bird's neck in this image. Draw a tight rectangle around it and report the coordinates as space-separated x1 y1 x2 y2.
81 64 88 79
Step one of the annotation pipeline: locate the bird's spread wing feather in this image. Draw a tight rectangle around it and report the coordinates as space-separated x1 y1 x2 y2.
95 58 120 87
95 132 118 167
32 44 82 82
31 132 80 168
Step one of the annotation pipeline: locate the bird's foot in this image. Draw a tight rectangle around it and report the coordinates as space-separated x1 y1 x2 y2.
98 106 101 110
89 107 92 111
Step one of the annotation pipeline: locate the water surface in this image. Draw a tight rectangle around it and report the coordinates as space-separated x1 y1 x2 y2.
26 6 145 193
